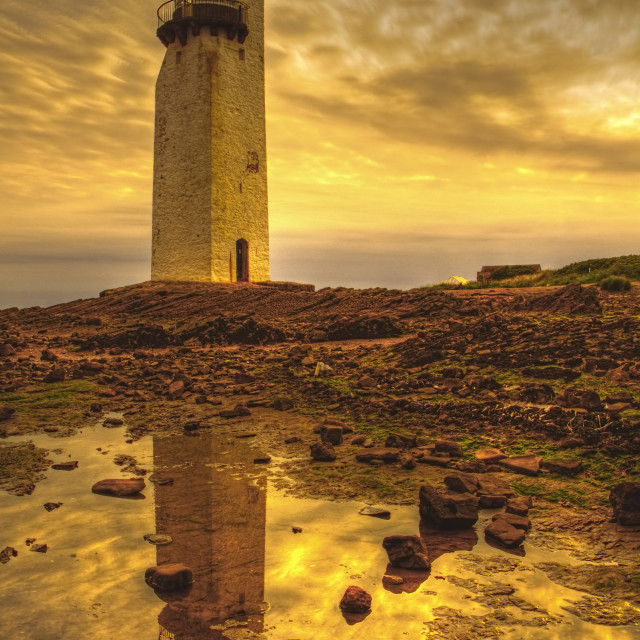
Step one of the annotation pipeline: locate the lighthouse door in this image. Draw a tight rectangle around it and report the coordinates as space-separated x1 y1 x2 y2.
236 239 249 282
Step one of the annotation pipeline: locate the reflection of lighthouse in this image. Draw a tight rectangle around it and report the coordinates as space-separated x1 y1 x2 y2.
152 432 267 638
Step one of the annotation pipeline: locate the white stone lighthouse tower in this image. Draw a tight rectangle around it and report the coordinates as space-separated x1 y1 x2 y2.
152 0 270 283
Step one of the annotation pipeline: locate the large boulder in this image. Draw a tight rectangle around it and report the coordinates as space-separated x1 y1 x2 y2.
419 484 479 529
609 482 640 526
382 535 430 570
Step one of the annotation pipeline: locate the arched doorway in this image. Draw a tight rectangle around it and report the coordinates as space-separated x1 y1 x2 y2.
236 239 249 282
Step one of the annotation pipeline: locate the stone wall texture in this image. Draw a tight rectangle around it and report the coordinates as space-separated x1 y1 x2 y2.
152 0 270 283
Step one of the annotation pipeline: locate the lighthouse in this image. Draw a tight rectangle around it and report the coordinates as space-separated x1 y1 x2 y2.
152 0 270 283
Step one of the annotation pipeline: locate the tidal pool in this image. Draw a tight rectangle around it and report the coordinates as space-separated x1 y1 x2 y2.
1 422 638 639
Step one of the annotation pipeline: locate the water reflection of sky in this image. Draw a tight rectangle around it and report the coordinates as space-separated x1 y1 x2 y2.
0 424 637 640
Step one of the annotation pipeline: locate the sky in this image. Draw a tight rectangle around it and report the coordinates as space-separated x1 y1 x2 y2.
0 0 639 308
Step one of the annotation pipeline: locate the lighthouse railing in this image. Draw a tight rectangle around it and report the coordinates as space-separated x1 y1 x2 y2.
157 0 249 29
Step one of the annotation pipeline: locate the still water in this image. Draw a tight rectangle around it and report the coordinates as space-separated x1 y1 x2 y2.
1 421 638 639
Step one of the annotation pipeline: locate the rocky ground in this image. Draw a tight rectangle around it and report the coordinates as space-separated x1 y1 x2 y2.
1 280 639 633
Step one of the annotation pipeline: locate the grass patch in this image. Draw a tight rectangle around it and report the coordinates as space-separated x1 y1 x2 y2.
0 380 101 410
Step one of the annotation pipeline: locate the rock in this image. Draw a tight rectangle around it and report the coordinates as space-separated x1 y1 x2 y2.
43 502 63 512
382 574 404 586
506 496 532 516
609 482 640 526
253 455 271 464
434 439 463 457
43 367 66 383
559 387 603 411
492 512 531 531
498 455 541 477
474 447 507 464
357 376 377 389
558 437 584 449
102 417 124 427
148 474 174 486
478 494 508 509
91 478 146 497
359 506 391 519
339 585 372 613
143 533 173 546
291 526 303 533
284 436 300 444
400 453 416 470
419 484 479 529
320 425 343 446
385 432 417 449
416 454 450 467
310 442 336 462
272 396 294 411
0 405 15 422
0 343 15 357
355 448 401 464
444 473 478 494
485 519 526 548
235 372 257 384
41 349 58 362
145 563 193 591
30 543 48 553
51 461 78 471
382 535 430 570
167 380 184 400
0 546 18 563
90 403 103 413
541 458 583 476
477 475 516 499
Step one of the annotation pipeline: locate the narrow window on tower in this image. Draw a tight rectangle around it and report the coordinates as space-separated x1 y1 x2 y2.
239 48 245 61
176 51 182 64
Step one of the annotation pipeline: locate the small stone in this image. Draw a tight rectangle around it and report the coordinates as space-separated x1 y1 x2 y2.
382 575 404 586
51 461 78 471
0 547 18 564
30 543 48 553
339 585 372 613
102 417 124 427
148 474 174 486
43 502 63 512
320 425 343 446
91 478 145 497
253 455 271 464
284 436 300 444
145 563 193 591
359 506 391 519
291 526 303 534
0 406 15 422
434 439 463 457
541 458 583 476
43 367 66 383
474 447 507 464
609 482 640 526
143 534 173 546
272 397 294 411
310 442 336 462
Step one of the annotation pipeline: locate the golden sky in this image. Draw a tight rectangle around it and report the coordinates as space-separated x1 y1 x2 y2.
1 0 639 306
